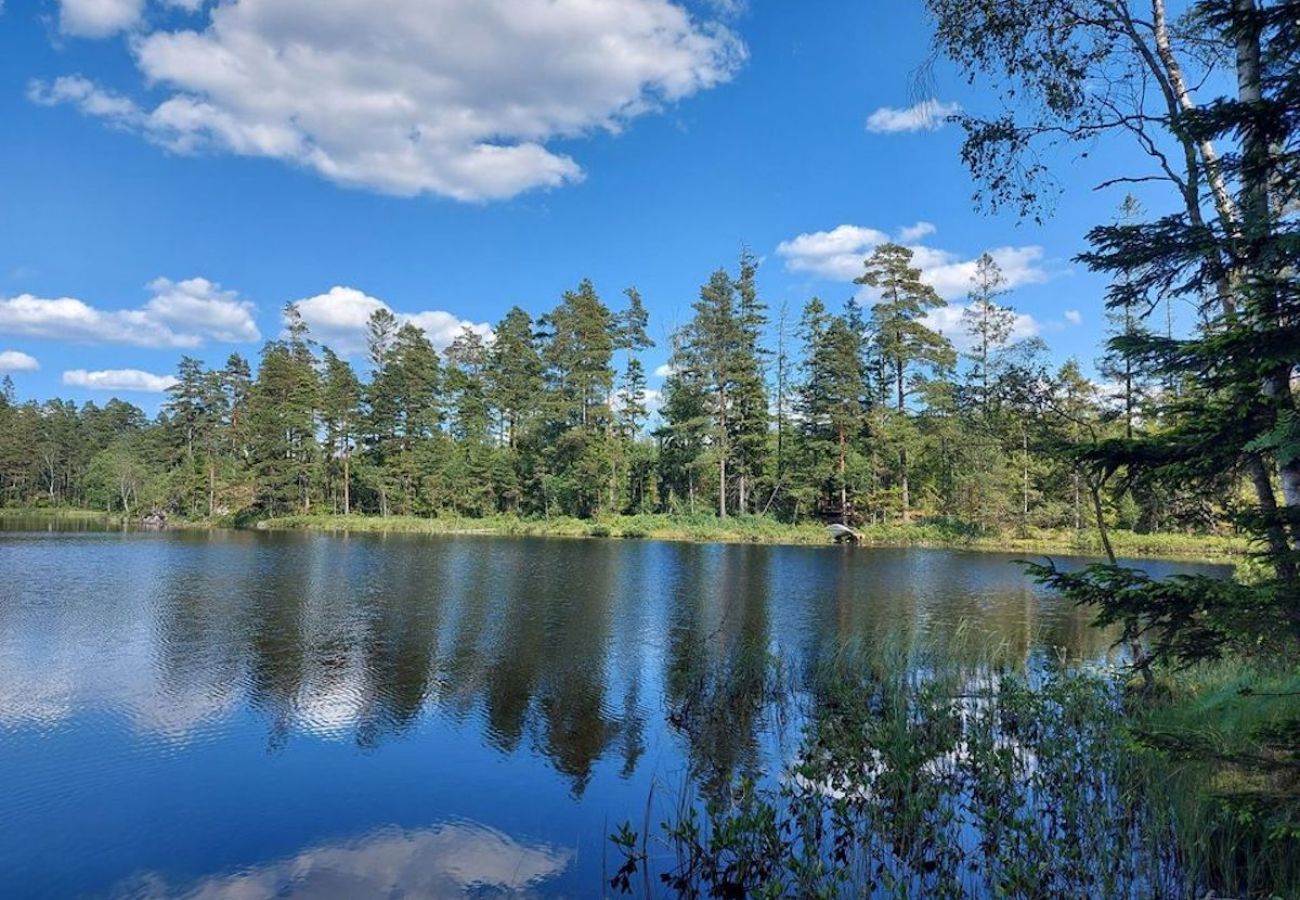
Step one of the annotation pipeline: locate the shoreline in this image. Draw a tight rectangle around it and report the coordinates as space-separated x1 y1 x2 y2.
260 514 1247 563
0 509 1243 563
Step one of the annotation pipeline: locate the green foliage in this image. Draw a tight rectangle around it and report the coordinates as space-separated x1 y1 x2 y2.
0 254 1253 551
612 665 1193 898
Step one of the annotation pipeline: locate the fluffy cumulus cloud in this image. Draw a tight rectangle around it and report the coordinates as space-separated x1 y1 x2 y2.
57 0 145 37
905 244 1051 298
144 277 260 342
35 0 745 201
63 368 178 392
0 277 258 348
776 223 1057 345
898 221 936 242
865 99 960 134
292 286 491 354
921 304 1041 351
1065 309 1083 325
776 223 1051 299
0 350 39 372
774 225 891 281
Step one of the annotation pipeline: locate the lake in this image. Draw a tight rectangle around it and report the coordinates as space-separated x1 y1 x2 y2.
0 523 1225 898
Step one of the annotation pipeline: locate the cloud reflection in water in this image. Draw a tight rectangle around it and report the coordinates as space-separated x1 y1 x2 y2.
120 821 573 899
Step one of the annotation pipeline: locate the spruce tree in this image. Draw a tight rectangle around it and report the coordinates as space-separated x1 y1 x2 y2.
730 250 770 514
798 298 869 524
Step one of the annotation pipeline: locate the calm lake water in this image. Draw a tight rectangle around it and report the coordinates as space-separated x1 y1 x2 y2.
0 522 1225 898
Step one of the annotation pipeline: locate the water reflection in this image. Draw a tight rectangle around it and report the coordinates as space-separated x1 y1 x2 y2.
0 534 1203 762
0 529 1225 897
120 821 572 899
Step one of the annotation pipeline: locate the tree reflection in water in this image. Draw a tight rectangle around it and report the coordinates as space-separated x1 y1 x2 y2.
0 530 1215 897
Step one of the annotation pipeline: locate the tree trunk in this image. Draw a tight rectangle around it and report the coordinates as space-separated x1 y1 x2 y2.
1072 471 1081 531
718 452 727 519
717 384 728 519
1022 428 1029 528
896 357 908 523
1232 0 1300 538
1090 473 1153 690
900 449 910 525
839 425 848 525
342 451 351 516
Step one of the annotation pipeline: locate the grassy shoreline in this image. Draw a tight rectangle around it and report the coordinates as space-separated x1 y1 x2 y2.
0 507 108 521
254 512 1248 562
1 507 1247 562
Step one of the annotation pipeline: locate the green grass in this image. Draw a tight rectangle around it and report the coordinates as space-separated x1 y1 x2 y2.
256 511 1248 561
0 507 107 520
1131 658 1300 897
0 505 1247 561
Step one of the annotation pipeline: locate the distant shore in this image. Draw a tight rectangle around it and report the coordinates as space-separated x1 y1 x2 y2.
1 507 1247 562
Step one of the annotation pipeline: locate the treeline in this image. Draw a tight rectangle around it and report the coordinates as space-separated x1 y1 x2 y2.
0 241 1223 532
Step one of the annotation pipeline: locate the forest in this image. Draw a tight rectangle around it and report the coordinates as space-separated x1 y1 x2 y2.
0 239 1223 543
0 0 1297 894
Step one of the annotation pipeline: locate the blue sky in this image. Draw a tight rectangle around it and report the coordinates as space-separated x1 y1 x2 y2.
0 0 1147 410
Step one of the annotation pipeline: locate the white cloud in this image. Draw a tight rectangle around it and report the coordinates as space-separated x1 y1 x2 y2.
922 304 1041 352
292 286 491 354
63 368 178 392
34 0 745 201
777 223 1052 300
408 310 493 350
57 0 145 37
0 350 39 372
643 387 664 418
1065 309 1083 325
0 277 258 348
898 221 936 242
775 225 891 281
701 0 747 15
907 244 1051 298
144 277 260 342
865 99 960 134
653 362 675 378
28 76 142 121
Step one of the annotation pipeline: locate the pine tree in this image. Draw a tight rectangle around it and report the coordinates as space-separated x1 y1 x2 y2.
856 242 955 521
615 287 654 437
488 307 543 450
165 357 229 516
221 353 252 462
961 253 1016 412
444 326 496 514
320 348 361 515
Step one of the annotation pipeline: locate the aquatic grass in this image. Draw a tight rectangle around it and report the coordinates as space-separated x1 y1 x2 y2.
613 642 1198 898
1128 658 1300 897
